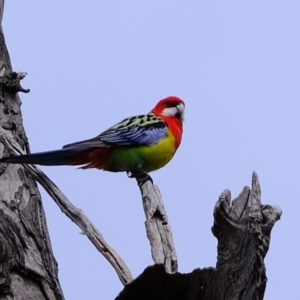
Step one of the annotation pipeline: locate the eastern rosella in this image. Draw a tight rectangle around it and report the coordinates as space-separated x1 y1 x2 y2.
0 96 185 178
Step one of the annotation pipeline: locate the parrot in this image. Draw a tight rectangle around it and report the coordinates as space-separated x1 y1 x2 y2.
0 96 185 181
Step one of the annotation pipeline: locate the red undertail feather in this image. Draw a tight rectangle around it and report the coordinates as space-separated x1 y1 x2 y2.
69 148 113 170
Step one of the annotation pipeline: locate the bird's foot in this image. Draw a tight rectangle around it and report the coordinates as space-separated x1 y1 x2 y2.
127 170 153 186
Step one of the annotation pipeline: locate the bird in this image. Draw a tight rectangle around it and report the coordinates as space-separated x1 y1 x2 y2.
0 96 185 181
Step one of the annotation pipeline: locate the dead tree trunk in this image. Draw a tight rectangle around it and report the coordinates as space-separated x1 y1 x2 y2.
116 173 281 300
0 2 64 299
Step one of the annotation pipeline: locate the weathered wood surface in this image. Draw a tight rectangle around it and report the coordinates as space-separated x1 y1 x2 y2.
136 178 178 274
116 172 281 300
0 1 64 299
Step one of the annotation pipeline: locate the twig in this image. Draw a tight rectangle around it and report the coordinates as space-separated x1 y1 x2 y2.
0 126 133 286
135 177 178 273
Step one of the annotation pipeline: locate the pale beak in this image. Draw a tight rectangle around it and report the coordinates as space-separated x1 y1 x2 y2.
176 103 185 115
176 103 185 121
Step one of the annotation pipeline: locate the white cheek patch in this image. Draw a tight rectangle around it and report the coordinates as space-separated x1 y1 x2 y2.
162 107 177 117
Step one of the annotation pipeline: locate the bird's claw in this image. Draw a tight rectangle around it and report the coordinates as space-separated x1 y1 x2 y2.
127 170 153 186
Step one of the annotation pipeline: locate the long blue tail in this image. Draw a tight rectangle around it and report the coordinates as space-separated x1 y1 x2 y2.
0 147 92 166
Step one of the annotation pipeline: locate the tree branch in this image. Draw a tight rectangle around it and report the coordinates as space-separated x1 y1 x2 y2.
0 126 133 286
136 179 178 273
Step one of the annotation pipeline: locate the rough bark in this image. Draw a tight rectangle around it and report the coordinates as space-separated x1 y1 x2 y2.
135 178 177 274
116 173 281 300
0 1 64 299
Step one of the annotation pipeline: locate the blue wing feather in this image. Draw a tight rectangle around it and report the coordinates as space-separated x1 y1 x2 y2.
63 113 168 149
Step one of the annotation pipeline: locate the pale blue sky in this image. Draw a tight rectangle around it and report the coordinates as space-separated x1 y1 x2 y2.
4 1 300 299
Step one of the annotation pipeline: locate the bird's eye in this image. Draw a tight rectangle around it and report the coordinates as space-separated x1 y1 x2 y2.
165 101 172 107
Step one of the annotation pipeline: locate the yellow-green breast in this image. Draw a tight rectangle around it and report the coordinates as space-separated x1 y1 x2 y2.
105 130 176 173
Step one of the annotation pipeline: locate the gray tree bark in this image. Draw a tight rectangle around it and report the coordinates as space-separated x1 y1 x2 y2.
0 1 64 299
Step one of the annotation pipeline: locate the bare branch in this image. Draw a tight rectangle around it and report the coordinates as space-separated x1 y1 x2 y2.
0 126 133 286
136 179 178 273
